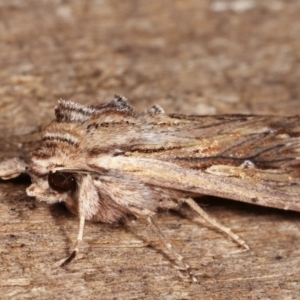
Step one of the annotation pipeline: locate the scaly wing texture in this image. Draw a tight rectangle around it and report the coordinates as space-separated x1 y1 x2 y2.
51 97 300 212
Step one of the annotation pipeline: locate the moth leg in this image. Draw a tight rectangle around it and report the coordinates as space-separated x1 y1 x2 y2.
60 215 85 267
146 216 198 283
0 158 27 180
183 198 249 250
60 174 99 266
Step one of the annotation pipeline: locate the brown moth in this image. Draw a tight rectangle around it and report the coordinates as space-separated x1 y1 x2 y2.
1 95 300 282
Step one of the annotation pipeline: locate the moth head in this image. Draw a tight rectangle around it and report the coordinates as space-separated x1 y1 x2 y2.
26 169 78 204
26 121 86 204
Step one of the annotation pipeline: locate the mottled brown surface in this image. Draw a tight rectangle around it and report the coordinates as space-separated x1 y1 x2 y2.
1 1 300 299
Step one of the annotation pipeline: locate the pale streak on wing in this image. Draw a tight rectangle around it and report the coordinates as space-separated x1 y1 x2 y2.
87 155 300 213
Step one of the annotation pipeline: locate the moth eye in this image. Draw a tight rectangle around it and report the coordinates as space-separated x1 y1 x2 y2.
48 172 76 193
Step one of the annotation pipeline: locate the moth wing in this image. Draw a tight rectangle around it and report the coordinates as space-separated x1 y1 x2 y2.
88 155 300 212
85 114 300 212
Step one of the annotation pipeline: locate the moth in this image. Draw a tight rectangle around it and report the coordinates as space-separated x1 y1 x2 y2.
1 95 300 282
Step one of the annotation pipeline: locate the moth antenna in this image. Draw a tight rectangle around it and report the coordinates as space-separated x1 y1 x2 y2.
183 198 249 250
146 216 198 283
60 215 86 267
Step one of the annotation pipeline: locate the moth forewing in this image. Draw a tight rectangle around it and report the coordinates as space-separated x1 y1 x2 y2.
87 155 300 212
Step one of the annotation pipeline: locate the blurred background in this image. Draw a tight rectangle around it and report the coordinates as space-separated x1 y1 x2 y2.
1 0 300 133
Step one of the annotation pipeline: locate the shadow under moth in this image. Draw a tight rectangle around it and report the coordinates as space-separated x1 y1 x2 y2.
1 95 300 282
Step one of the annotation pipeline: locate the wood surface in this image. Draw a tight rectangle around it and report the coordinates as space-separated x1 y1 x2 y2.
0 1 300 299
